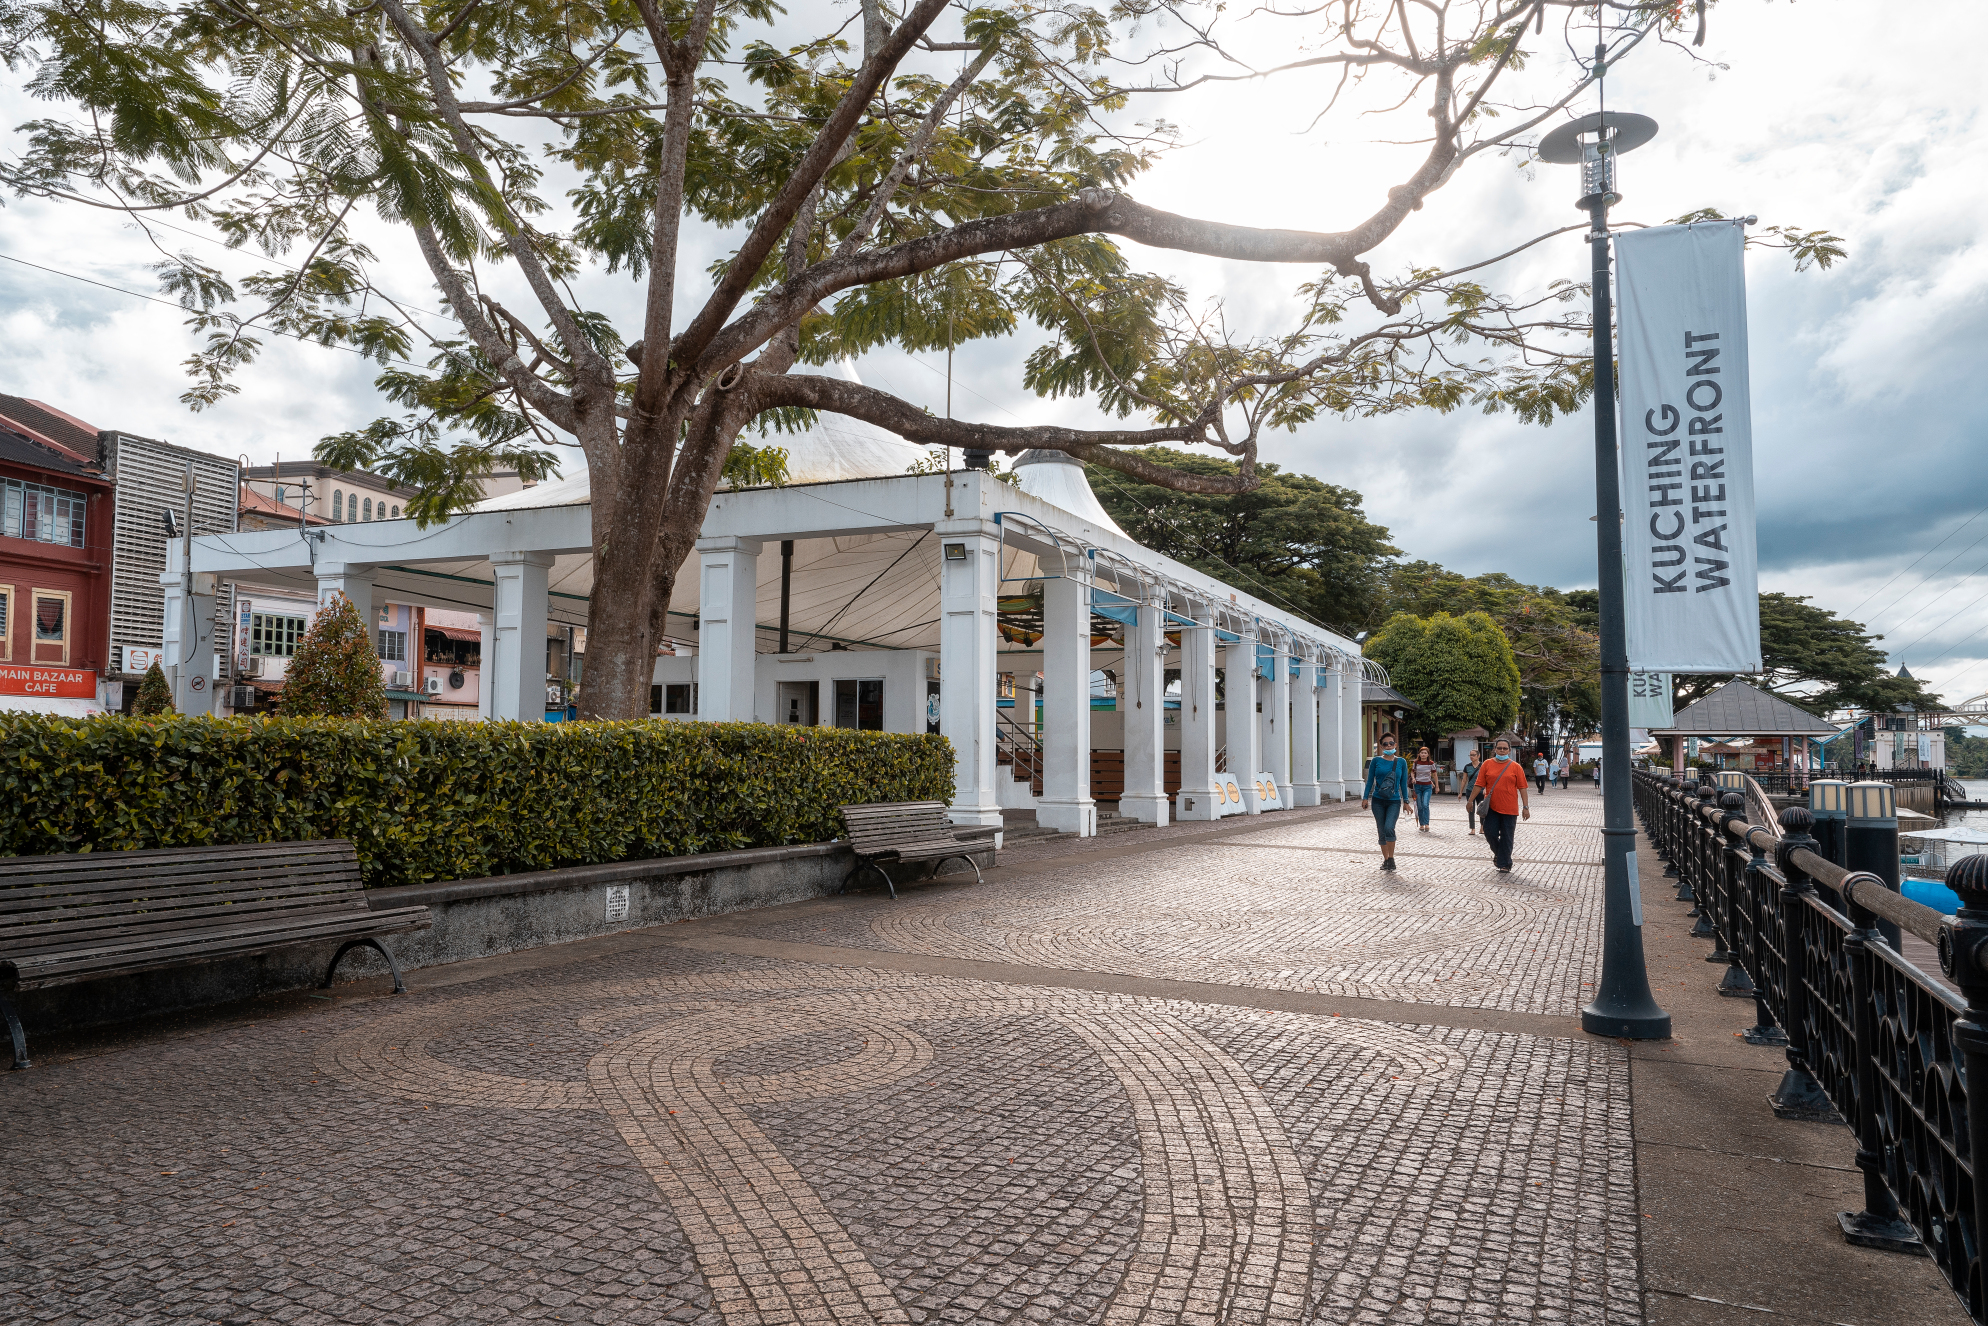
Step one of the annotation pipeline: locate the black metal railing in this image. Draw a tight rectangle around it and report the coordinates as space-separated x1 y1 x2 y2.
1635 768 1988 1321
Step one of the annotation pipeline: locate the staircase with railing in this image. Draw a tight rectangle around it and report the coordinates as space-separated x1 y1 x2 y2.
995 709 1043 796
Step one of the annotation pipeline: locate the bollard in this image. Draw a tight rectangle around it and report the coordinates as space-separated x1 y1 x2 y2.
1768 808 1844 1123
1836 866 1926 1255
1938 855 1988 1283
1809 779 1848 870
1712 793 1757 999
1739 824 1789 1046
1845 781 1901 951
1663 777 1683 879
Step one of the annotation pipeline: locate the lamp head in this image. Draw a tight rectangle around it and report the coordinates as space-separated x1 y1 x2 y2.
1538 111 1659 210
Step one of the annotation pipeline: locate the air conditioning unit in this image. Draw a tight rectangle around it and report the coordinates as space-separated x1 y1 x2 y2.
230 686 258 711
239 655 265 678
424 677 443 695
390 671 413 689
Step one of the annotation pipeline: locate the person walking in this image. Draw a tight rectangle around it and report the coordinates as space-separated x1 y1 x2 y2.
1411 746 1438 832
1593 759 1603 795
1458 750 1482 835
1532 753 1549 794
1361 733 1411 871
1553 753 1569 789
1472 738 1532 872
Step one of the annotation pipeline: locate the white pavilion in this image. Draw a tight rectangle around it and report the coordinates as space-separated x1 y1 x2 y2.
169 404 1376 838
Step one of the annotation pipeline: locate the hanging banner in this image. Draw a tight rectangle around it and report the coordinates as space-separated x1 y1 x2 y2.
1616 221 1761 674
1628 670 1674 729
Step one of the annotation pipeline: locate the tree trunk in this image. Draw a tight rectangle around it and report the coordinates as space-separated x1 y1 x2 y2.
578 457 674 721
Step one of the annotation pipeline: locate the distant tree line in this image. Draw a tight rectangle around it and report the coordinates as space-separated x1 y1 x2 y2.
1086 450 1943 740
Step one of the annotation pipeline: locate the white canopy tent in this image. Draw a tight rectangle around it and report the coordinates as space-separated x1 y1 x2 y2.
174 417 1370 838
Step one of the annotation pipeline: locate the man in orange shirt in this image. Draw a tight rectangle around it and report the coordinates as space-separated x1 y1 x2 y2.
1469 738 1532 872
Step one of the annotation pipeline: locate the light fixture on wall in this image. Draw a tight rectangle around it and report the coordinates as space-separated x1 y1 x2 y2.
943 542 968 561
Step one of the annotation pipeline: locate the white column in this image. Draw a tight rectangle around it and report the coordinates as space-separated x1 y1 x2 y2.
1320 659 1348 799
314 563 373 625
1341 661 1365 799
937 520 1002 829
1176 605 1220 820
695 536 762 722
1120 594 1170 826
160 554 219 715
488 551 552 721
1291 660 1322 806
476 613 494 719
1037 562 1095 836
1228 626 1262 814
1266 644 1293 806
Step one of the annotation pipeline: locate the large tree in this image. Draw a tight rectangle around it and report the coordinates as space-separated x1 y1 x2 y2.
1671 592 1944 715
1083 448 1397 636
1364 610 1520 744
2 0 1835 717
1379 560 1598 735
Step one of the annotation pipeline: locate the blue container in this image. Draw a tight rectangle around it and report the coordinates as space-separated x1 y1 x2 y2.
1903 876 1963 915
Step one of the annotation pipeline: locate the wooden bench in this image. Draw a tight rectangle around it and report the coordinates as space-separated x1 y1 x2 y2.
0 840 431 1070
837 802 994 899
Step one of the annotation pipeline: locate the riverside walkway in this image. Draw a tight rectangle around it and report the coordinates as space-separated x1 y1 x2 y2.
0 795 1967 1325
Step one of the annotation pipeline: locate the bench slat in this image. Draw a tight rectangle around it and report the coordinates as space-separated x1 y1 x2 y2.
3 906 432 990
0 897 373 953
0 841 356 881
0 854 357 893
0 871 367 919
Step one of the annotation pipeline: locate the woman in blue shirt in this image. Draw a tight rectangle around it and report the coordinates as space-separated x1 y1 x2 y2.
1361 733 1410 871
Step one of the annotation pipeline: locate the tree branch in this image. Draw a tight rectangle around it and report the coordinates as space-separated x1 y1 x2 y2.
751 371 1265 495
668 0 953 374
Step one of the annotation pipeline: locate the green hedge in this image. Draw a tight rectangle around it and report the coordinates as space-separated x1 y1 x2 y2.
0 716 955 886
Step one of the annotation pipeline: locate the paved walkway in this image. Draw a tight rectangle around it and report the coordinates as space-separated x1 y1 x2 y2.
0 792 1963 1324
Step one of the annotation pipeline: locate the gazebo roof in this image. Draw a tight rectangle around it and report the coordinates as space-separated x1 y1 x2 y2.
1362 682 1418 710
1649 679 1838 736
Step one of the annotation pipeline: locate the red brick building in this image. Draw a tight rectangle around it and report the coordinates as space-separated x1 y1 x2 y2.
0 396 114 715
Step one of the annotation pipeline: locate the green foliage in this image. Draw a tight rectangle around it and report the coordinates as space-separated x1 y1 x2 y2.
1084 448 1398 635
1363 611 1520 743
1670 593 1942 715
1945 727 1988 779
132 660 174 715
281 594 388 719
1377 561 1599 734
0 716 956 886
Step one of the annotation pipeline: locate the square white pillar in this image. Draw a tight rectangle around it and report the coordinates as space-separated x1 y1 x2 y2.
1319 660 1347 799
476 613 494 720
695 536 762 723
1227 628 1261 814
489 551 552 721
1341 661 1365 798
160 555 219 715
1038 565 1095 836
1120 595 1170 826
1176 609 1220 821
1291 661 1322 806
936 520 1003 829
1266 646 1293 806
314 564 373 625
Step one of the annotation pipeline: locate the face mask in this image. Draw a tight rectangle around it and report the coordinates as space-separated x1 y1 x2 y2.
1494 752 1512 762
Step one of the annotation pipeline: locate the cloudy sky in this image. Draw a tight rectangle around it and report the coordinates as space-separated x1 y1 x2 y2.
2 1 1983 702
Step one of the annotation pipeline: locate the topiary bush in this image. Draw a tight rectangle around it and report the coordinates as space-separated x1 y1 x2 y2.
132 660 174 715
0 716 955 886
282 593 388 718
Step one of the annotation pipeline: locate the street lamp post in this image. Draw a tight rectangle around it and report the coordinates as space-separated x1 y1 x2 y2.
1540 106 1672 1039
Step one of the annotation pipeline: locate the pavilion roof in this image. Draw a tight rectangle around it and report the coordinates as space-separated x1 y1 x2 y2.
1649 679 1838 736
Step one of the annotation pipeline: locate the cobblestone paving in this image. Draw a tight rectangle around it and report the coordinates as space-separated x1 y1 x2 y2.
762 796 1605 1014
2 797 1638 1324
